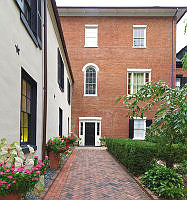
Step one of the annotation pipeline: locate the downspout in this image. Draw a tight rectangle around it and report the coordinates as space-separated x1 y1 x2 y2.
172 8 178 88
42 0 47 160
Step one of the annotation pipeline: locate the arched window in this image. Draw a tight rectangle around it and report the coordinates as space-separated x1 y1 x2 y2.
82 63 99 96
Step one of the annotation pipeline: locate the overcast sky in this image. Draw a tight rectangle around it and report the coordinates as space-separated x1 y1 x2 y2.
56 0 187 53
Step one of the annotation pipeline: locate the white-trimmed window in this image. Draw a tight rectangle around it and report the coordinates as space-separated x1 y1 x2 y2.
82 63 99 96
85 25 98 47
133 25 147 48
134 119 146 140
127 69 151 95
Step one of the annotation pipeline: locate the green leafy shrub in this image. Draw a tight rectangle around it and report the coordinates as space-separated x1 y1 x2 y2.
175 160 187 175
141 165 185 199
156 144 187 168
105 138 157 176
62 136 77 145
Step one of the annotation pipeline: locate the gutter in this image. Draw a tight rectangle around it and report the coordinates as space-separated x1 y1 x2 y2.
172 8 178 88
42 0 47 160
51 0 74 83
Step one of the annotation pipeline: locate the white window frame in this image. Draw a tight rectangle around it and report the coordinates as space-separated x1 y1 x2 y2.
176 78 181 90
133 117 146 140
82 63 99 96
127 69 151 95
79 117 102 146
84 25 98 48
133 25 147 48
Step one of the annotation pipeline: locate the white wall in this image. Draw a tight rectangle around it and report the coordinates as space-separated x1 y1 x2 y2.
46 1 72 140
0 1 43 157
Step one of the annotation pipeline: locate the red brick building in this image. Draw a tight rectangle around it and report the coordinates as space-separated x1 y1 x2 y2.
58 7 186 146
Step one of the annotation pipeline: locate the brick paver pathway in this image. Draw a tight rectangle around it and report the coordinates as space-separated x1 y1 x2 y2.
42 148 151 200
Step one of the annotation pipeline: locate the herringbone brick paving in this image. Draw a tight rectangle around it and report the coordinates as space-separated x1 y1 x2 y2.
43 148 151 200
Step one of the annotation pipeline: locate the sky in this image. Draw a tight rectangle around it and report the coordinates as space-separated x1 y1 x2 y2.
56 0 187 53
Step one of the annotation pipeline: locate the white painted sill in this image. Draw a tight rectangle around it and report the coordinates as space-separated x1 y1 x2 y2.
84 45 98 48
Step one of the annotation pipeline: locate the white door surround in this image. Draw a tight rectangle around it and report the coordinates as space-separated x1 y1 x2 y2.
79 117 102 146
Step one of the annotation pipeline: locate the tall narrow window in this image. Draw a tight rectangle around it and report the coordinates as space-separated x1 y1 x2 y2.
127 69 151 95
86 67 96 95
58 48 64 92
68 117 70 135
20 69 37 146
59 108 63 137
80 122 83 135
83 63 99 96
85 25 98 47
97 123 100 136
133 25 146 48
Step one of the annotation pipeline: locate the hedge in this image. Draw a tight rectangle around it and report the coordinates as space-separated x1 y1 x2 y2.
105 138 157 176
105 138 187 176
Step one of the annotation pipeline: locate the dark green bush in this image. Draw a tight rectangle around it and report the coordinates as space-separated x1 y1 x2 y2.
157 144 187 168
175 160 187 175
141 165 185 199
105 138 157 176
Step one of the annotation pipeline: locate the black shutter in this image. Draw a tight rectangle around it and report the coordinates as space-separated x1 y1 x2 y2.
31 0 37 37
129 119 134 139
58 48 61 85
61 60 64 91
37 0 42 48
59 108 63 137
15 0 24 11
181 77 187 87
146 119 152 127
67 78 71 105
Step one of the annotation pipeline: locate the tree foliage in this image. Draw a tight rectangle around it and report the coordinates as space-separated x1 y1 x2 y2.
181 53 187 70
118 81 187 145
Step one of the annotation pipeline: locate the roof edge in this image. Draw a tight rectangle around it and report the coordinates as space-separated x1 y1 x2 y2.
51 0 74 83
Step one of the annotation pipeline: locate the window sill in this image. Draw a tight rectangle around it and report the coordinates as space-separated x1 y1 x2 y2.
20 12 38 47
133 138 145 140
133 46 146 49
84 94 97 97
84 45 98 48
21 144 37 154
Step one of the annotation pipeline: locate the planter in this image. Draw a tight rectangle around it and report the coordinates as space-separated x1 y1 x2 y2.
0 193 22 200
49 151 60 169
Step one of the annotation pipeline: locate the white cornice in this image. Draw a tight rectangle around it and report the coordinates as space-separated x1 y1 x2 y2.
58 8 186 22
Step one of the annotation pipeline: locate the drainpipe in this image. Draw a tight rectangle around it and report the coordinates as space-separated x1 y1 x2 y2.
172 8 178 88
42 0 47 160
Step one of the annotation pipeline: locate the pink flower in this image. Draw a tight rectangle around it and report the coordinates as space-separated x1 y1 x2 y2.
6 183 11 189
0 162 4 166
41 163 45 166
5 169 10 173
13 180 16 183
0 172 3 175
31 166 36 171
35 177 39 181
34 156 38 159
44 171 46 174
45 156 48 160
8 176 13 179
11 164 15 167
36 171 40 175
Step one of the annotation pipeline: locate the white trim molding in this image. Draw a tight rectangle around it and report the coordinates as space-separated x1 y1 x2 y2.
82 63 99 96
127 69 151 95
79 117 102 146
84 24 98 48
133 25 147 48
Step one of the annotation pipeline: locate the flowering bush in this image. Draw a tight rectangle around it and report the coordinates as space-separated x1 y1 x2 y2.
46 137 70 154
0 138 49 197
62 136 77 145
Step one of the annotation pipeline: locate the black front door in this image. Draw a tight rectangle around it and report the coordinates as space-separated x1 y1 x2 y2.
85 122 95 146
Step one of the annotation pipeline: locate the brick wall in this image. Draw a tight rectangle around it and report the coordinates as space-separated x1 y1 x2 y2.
60 16 176 138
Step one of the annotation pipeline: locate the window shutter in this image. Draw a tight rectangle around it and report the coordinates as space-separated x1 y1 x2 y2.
67 78 71 105
146 119 152 127
58 49 61 86
129 119 134 139
61 60 64 91
37 0 42 47
30 0 37 37
15 0 24 11
181 77 187 87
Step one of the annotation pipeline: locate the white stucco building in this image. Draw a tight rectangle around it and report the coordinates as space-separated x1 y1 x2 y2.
0 0 74 158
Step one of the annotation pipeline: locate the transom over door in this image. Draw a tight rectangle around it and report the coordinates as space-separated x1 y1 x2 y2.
85 122 95 146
